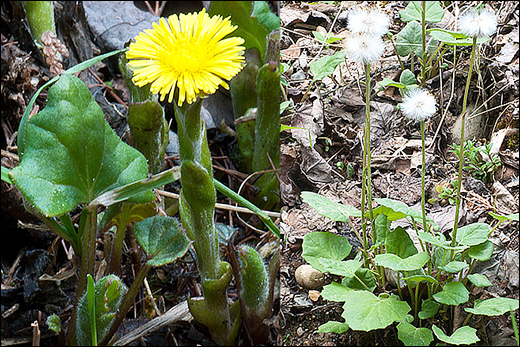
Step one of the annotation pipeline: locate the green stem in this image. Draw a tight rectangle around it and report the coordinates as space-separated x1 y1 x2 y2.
420 1 427 86
451 37 477 258
421 121 428 232
511 310 519 346
174 99 233 345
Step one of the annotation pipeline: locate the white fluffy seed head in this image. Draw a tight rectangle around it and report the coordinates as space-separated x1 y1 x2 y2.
347 9 390 37
344 33 385 64
459 8 497 38
401 88 437 122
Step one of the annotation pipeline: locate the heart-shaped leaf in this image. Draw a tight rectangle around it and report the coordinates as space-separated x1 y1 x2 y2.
10 74 153 217
399 1 444 23
302 231 353 271
432 325 479 345
433 282 469 306
309 51 347 82
465 297 519 316
397 322 434 346
467 274 492 287
302 191 361 221
374 252 429 272
454 223 489 246
341 291 411 331
133 216 191 267
418 299 440 319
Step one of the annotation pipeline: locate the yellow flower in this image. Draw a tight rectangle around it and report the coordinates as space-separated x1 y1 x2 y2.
126 8 245 106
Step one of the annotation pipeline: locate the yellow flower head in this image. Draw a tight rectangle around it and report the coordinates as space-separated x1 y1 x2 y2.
126 8 245 106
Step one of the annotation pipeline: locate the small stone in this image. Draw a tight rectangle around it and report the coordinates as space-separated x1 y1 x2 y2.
297 326 305 337
295 264 325 289
308 290 321 301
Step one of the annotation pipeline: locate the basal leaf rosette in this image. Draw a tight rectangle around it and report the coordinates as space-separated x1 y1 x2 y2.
126 8 245 106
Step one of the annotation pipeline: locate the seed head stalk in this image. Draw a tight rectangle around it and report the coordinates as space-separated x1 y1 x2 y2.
451 36 477 258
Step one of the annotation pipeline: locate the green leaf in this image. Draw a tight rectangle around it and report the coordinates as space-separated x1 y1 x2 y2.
302 231 353 269
321 282 353 302
489 211 519 222
399 1 444 23
397 322 434 346
432 325 479 345
374 252 429 272
468 240 494 261
400 69 417 86
433 282 469 306
454 223 489 246
318 320 350 334
438 260 469 273
417 232 468 251
208 1 278 62
45 314 61 333
465 297 519 316
301 191 361 221
385 226 419 258
133 216 191 267
77 275 127 346
373 198 436 229
395 21 423 57
321 259 363 278
379 78 406 89
467 274 492 287
428 28 488 46
341 267 377 292
341 291 411 331
373 213 391 245
10 74 153 217
309 51 347 82
251 1 280 32
402 274 438 284
418 299 440 319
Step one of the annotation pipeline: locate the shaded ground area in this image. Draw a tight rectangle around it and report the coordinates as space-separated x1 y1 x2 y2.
278 1 518 346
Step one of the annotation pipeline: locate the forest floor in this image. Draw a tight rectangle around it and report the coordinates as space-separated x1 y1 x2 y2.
278 1 518 346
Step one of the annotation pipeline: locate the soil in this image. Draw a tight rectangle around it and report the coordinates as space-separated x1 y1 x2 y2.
278 1 519 346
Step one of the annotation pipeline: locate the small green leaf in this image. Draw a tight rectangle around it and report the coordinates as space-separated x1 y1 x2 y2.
77 275 127 346
464 297 519 316
341 291 411 331
133 216 191 267
418 299 440 320
397 322 434 346
438 260 469 273
433 282 469 306
373 198 436 229
402 274 438 284
374 252 429 272
428 28 488 46
385 226 419 259
399 1 444 23
302 191 361 220
321 282 353 302
395 21 423 57
454 223 489 246
45 314 61 333
341 267 377 292
417 232 468 251
379 78 406 89
318 320 350 334
399 69 417 86
302 231 353 272
309 51 346 82
489 211 519 222
432 325 479 345
468 240 494 261
467 274 492 287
